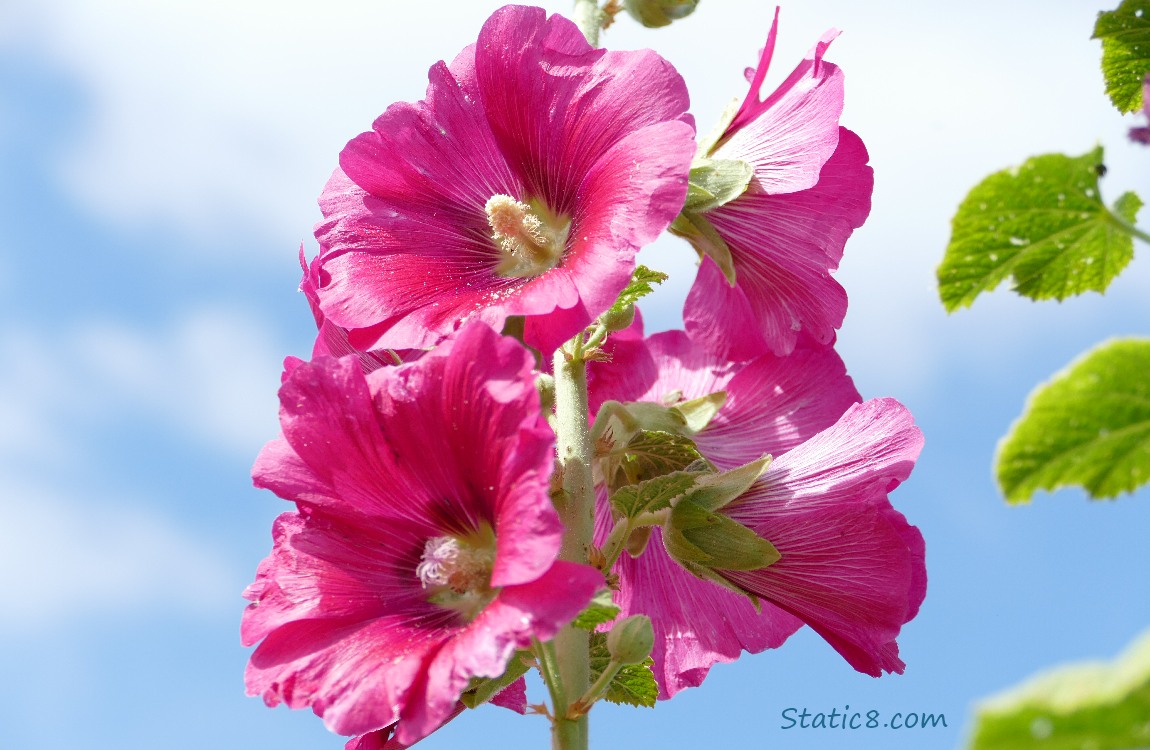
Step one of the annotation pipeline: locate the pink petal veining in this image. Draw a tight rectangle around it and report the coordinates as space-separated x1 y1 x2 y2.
684 11 873 358
244 321 601 742
314 5 694 355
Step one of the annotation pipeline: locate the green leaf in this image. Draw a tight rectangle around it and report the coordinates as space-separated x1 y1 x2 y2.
589 633 658 708
1093 0 1150 113
572 589 621 631
614 430 707 486
938 148 1141 312
683 158 754 213
967 629 1150 750
609 470 701 519
603 265 668 323
997 337 1150 501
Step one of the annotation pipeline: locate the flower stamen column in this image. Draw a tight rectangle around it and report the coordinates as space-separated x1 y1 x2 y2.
551 336 595 750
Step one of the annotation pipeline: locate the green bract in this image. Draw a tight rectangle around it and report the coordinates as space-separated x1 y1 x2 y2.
938 148 1142 311
997 337 1150 502
967 629 1150 750
1093 0 1150 113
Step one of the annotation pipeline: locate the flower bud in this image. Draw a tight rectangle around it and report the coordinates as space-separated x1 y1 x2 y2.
606 615 655 665
599 302 636 333
623 0 699 28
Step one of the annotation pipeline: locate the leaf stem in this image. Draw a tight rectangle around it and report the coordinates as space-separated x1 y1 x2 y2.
568 659 623 718
1105 205 1150 244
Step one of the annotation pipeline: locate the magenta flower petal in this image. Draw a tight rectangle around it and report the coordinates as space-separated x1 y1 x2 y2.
244 321 600 741
724 13 844 194
314 5 694 355
345 678 526 750
589 329 861 467
721 398 927 676
685 128 873 359
597 511 802 698
402 561 599 743
684 9 873 359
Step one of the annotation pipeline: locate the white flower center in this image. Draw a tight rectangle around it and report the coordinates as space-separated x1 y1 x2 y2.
485 195 569 278
416 535 494 594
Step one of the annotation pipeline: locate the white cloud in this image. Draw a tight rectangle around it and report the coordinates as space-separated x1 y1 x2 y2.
0 309 281 633
0 479 236 633
0 0 501 254
74 307 285 456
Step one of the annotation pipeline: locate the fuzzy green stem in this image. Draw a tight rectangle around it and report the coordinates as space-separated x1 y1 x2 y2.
549 340 595 750
534 638 566 715
573 0 602 47
568 660 623 718
599 508 670 572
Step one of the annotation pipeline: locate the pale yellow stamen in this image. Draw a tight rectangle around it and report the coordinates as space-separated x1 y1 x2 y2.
417 535 494 594
485 194 569 278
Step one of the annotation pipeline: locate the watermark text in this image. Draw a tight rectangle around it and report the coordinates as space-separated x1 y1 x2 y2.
780 706 947 730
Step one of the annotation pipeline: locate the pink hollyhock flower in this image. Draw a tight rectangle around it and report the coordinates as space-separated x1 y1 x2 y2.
707 398 926 677
314 4 695 357
681 9 873 359
589 331 924 693
243 322 602 744
589 328 857 695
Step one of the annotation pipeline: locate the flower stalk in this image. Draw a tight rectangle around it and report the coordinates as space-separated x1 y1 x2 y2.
573 0 603 47
549 336 596 750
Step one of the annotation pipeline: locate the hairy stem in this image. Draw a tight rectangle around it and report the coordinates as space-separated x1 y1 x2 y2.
573 0 602 47
549 339 596 750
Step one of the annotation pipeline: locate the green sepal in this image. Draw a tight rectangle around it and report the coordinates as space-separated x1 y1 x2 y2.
967 629 1150 750
609 470 702 520
669 212 738 285
589 632 658 708
624 525 654 558
996 337 1150 501
938 147 1142 311
608 391 728 440
1093 0 1150 113
683 455 772 512
572 589 621 631
459 652 531 709
664 497 780 572
674 391 728 434
684 158 754 213
696 97 741 159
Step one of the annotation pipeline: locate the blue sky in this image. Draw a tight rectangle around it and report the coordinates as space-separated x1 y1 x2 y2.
2 1 1148 748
